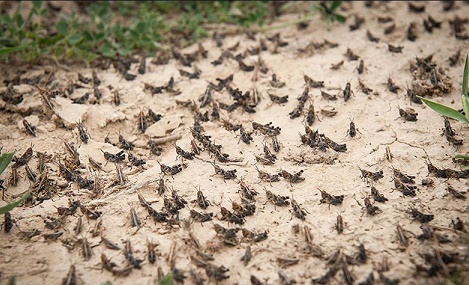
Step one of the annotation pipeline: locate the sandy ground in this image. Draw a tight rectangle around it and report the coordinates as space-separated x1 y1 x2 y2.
1 1 469 285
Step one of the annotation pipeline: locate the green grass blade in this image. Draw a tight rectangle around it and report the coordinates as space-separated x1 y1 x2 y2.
463 55 468 97
334 14 346 23
330 1 342 11
462 94 469 122
454 154 469 160
0 191 30 215
0 45 26 56
158 274 172 285
0 152 14 175
418 96 469 124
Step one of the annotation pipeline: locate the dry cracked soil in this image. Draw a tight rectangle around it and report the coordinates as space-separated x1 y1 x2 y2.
1 1 469 285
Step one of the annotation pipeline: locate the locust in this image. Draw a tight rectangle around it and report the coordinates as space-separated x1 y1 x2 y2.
279 169 305 184
291 199 306 220
266 190 290 206
319 189 344 206
23 119 36 136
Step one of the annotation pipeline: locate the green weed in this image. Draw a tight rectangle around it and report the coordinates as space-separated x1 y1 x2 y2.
0 1 269 64
0 152 30 215
313 1 346 30
159 274 172 285
418 55 469 159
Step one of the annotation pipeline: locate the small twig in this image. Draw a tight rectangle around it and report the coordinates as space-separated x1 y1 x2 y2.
149 134 182 145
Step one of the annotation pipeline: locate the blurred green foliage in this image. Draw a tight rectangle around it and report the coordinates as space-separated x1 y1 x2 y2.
0 1 269 63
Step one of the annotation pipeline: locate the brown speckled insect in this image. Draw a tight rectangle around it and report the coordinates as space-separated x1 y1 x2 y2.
239 126 253 144
319 189 344 206
269 93 288 104
124 239 143 269
24 164 37 182
388 44 403 53
174 144 195 160
291 199 306 220
76 121 89 144
408 2 425 13
241 245 252 266
190 210 213 222
384 23 396 34
62 265 77 285
194 187 211 209
271 135 281 152
237 59 254 72
13 145 33 169
220 207 245 225
336 213 344 234
345 48 359 61
80 237 92 261
447 185 466 200
279 169 305 184
366 30 379 43
23 119 36 137
158 162 183 176
371 186 388 202
101 236 120 250
407 22 418 41
364 197 381 216
348 119 357 138
409 208 434 223
399 106 418 121
118 133 134 151
101 149 125 163
211 162 237 181
343 81 353 101
256 166 280 183
330 60 344 70
387 77 400 93
355 60 364 75
266 189 290 206
304 75 324 88
137 110 147 133
359 168 384 182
